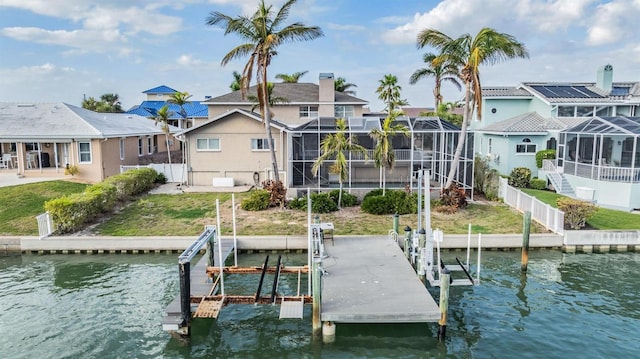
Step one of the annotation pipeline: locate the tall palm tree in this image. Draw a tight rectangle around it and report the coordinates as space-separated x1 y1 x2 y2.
376 74 408 113
230 71 242 91
334 77 357 95
409 52 462 108
100 93 123 113
154 105 174 181
275 70 308 83
417 27 528 189
206 0 323 183
312 118 367 207
168 91 192 129
369 112 410 195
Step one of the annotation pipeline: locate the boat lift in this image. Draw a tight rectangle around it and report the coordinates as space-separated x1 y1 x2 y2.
403 170 481 287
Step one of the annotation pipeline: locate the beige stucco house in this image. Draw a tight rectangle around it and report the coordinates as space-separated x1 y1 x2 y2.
0 102 179 183
181 73 472 193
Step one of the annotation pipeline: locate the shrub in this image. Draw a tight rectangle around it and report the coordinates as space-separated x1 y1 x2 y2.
83 183 117 212
45 192 101 234
530 178 547 190
508 167 531 188
557 197 597 229
310 192 338 213
474 155 501 201
64 165 80 176
361 189 417 215
155 172 167 184
439 184 468 212
104 168 157 200
262 180 287 208
536 149 556 168
241 189 271 211
288 196 307 211
329 189 358 207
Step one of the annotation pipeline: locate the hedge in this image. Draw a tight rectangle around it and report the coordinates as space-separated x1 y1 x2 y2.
361 189 417 215
44 168 158 234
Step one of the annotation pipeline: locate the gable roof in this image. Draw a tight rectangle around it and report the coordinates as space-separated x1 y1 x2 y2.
202 83 368 104
477 112 587 134
143 85 178 94
180 108 289 136
0 102 178 141
126 101 208 119
482 87 533 98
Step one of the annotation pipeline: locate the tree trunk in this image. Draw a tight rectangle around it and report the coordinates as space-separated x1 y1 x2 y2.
338 180 343 208
165 133 173 182
261 66 280 183
444 81 471 189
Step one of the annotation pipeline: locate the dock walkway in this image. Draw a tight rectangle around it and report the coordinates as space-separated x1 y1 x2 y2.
320 236 440 323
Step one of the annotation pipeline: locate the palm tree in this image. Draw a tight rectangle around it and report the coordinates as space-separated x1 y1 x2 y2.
206 0 323 183
410 52 462 108
312 118 367 207
376 74 408 113
230 71 242 91
369 112 410 195
417 27 528 189
275 70 308 83
168 91 192 129
100 93 123 113
334 77 357 95
154 105 174 181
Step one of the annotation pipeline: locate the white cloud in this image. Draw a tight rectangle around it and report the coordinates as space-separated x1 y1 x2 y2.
176 54 205 67
586 0 640 46
514 0 594 33
1 27 128 53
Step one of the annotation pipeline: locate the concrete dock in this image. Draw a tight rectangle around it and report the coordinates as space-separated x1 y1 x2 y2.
320 236 441 323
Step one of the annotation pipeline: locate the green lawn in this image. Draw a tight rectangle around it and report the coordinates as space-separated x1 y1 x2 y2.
522 188 640 230
0 181 89 235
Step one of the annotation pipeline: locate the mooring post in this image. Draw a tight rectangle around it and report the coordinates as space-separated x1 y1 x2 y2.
312 256 322 337
521 211 531 272
404 226 412 258
437 267 451 341
314 215 320 224
179 261 191 336
393 213 399 235
418 228 427 283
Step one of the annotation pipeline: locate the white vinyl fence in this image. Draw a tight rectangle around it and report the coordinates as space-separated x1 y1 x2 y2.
36 212 53 239
499 178 565 235
120 164 187 183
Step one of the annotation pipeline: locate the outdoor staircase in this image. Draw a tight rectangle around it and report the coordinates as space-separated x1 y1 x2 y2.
547 172 575 197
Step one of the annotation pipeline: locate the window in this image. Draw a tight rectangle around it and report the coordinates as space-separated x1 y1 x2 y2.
299 106 318 118
78 142 92 163
119 138 125 160
147 136 153 154
251 138 272 151
516 138 536 154
576 106 594 117
334 105 354 118
196 138 220 151
138 137 143 156
557 106 574 117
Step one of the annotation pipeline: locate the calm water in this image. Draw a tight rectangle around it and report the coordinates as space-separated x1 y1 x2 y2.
1 251 639 358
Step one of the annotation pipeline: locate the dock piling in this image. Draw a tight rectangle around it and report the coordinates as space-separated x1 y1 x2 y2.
521 211 531 272
312 256 322 337
437 267 451 341
393 213 399 235
178 262 191 336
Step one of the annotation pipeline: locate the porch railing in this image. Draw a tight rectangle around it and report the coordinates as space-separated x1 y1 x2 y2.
499 178 564 235
296 149 419 161
563 161 640 183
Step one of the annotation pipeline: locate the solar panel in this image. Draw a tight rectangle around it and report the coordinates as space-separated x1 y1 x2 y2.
610 87 629 96
530 85 604 98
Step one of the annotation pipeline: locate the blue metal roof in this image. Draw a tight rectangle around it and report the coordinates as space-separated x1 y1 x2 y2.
142 85 178 94
126 101 208 119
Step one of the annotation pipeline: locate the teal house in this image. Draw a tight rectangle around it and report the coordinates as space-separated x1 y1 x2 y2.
471 65 640 211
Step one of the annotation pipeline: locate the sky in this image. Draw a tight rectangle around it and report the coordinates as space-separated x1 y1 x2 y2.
1 0 639 112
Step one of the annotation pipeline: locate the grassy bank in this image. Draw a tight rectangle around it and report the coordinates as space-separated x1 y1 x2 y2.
0 181 89 235
521 189 639 230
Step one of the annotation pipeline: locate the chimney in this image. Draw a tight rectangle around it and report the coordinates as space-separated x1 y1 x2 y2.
596 64 613 92
318 72 335 117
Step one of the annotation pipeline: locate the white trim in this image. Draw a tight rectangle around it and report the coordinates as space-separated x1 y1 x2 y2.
78 141 92 164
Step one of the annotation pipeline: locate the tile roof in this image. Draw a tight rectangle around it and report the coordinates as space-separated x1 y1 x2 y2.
202 83 368 104
142 85 179 94
0 102 178 141
477 112 584 133
126 101 208 119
